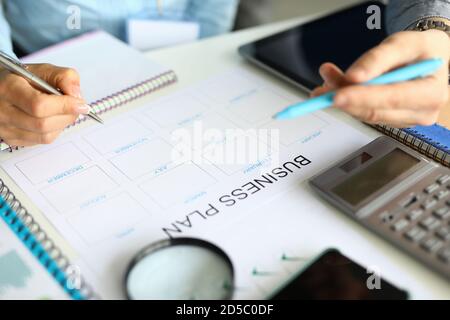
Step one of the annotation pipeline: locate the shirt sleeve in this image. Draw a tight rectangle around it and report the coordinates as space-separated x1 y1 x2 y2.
186 0 239 38
0 1 15 57
387 0 450 33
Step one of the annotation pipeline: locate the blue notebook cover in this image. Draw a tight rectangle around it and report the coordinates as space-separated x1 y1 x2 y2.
404 124 450 155
0 188 94 299
376 123 450 166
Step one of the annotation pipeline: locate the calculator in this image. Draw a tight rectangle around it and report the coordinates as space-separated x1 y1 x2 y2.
310 136 450 280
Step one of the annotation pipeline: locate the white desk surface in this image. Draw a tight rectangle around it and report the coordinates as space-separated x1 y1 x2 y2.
142 16 450 299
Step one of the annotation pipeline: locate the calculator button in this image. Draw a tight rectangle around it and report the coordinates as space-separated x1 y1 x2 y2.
436 227 450 241
419 217 441 231
437 174 450 185
379 211 393 224
425 183 440 194
407 209 424 221
434 207 450 220
398 194 419 208
405 227 427 242
421 238 444 253
392 219 409 232
435 189 449 201
421 198 438 210
437 247 450 263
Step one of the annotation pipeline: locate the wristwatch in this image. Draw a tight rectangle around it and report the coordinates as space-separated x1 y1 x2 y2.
409 18 450 83
408 18 450 36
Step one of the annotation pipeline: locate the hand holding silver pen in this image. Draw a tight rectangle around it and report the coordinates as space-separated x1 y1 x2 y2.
0 51 103 147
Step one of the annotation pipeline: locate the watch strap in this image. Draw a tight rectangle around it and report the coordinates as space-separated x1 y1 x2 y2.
409 18 450 35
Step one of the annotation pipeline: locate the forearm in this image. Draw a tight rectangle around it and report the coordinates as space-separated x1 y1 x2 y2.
0 1 14 57
387 0 450 33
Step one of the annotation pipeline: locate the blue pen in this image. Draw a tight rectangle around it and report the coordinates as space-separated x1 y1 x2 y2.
274 58 444 120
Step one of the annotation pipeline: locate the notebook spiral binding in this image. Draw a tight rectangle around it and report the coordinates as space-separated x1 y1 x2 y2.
75 70 177 126
375 125 450 167
0 178 98 300
0 70 178 152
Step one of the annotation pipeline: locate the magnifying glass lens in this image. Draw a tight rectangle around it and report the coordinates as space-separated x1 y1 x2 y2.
126 243 233 300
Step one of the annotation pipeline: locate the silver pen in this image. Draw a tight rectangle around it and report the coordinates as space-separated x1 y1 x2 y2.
0 51 103 124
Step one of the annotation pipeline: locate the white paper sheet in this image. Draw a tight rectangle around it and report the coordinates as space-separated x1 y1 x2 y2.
2 70 395 299
22 31 171 104
127 19 200 51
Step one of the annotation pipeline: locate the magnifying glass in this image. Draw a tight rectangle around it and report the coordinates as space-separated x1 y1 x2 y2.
124 238 234 300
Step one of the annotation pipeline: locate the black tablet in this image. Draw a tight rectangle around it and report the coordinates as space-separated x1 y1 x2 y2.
239 1 388 92
269 248 409 300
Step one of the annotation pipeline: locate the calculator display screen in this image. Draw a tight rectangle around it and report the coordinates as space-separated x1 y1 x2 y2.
333 149 420 206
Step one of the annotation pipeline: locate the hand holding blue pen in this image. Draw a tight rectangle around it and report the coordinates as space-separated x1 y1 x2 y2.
274 58 444 120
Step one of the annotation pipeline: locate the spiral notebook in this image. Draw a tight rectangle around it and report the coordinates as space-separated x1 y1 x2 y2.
0 180 95 299
0 30 177 151
375 124 450 167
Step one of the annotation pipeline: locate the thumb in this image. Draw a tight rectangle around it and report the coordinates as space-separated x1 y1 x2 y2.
310 86 332 97
319 63 348 89
27 63 82 99
311 63 351 97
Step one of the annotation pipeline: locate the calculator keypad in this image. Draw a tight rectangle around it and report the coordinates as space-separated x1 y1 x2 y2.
376 170 450 276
